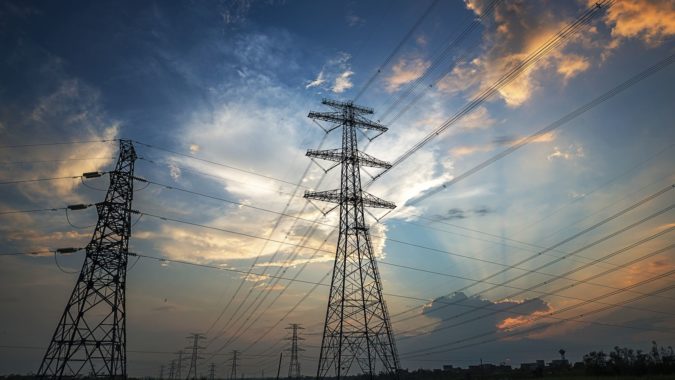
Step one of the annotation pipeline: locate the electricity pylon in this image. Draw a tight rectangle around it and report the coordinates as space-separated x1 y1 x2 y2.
209 363 216 380
38 139 137 378
229 350 239 380
285 324 304 378
169 360 176 380
176 351 185 380
185 333 206 380
306 99 399 379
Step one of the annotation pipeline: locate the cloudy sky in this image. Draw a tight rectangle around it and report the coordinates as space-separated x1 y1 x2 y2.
1 0 674 377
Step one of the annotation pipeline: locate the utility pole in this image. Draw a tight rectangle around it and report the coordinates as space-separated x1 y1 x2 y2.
38 139 137 378
306 99 399 379
285 324 304 378
209 363 216 380
186 333 206 380
229 350 239 380
176 350 185 380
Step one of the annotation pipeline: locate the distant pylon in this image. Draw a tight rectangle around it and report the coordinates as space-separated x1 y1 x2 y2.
168 359 176 380
229 350 239 380
185 333 206 380
209 363 216 380
285 324 304 378
176 350 185 380
159 364 165 379
306 99 399 379
37 139 137 378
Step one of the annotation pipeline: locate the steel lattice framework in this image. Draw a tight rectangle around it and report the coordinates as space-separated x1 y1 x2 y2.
286 324 304 378
307 99 399 379
38 139 137 379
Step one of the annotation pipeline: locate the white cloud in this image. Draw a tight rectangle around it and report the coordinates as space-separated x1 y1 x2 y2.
547 144 584 161
304 52 355 94
332 70 354 93
305 70 326 89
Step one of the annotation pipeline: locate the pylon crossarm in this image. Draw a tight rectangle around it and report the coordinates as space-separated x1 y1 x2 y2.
361 191 396 209
356 151 392 169
353 115 388 132
321 98 374 114
307 149 392 169
308 111 388 133
304 189 341 204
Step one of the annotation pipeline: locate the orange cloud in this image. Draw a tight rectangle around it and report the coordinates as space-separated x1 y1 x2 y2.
385 58 431 92
557 54 591 80
599 0 675 47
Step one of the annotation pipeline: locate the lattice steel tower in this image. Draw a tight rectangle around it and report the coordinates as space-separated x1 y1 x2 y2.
285 324 304 378
185 333 206 380
38 139 137 378
306 99 399 379
229 350 239 380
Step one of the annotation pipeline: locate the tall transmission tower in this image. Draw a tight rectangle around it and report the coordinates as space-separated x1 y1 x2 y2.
229 350 239 380
159 364 165 380
168 359 176 380
306 99 399 379
185 333 206 380
38 139 137 378
176 350 185 380
285 324 304 378
209 363 216 380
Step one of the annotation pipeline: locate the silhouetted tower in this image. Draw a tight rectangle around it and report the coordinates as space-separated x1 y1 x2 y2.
168 360 176 380
186 333 206 380
209 363 216 380
159 364 165 379
306 99 399 379
38 139 137 378
229 350 239 380
176 350 185 380
285 324 304 378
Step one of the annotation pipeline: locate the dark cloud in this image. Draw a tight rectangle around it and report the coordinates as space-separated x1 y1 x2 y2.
431 207 493 221
473 206 492 216
421 292 550 329
396 293 551 365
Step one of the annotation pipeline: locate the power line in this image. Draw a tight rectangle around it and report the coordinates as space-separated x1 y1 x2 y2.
137 175 613 272
0 157 114 165
139 211 334 255
136 251 675 354
138 162 672 289
369 0 614 183
0 139 117 149
236 45 675 345
395 230 675 335
132 183 673 343
397 51 675 205
137 156 302 199
377 0 501 123
252 49 673 340
0 174 89 185
400 273 675 359
133 140 308 188
353 0 441 101
15 242 669 361
0 207 66 216
390 199 675 326
157 133 331 347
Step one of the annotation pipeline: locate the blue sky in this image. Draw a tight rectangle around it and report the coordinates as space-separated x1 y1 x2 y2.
1 0 674 377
